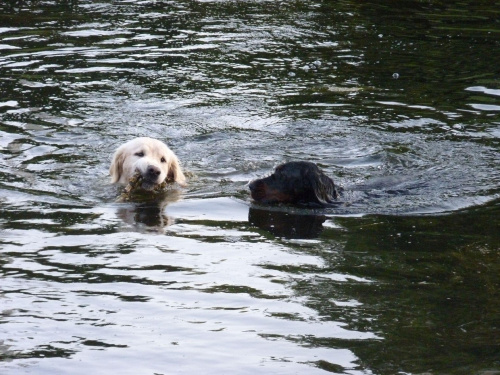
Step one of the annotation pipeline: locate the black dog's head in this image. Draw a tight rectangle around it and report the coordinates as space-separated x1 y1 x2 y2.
249 161 339 206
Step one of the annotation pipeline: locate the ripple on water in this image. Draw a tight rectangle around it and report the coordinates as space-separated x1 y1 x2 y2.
1 2 499 374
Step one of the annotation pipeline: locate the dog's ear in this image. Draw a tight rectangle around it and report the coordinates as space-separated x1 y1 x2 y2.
109 147 125 184
168 155 187 187
310 172 338 205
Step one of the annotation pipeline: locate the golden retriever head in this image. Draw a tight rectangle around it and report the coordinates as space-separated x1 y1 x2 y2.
110 137 186 190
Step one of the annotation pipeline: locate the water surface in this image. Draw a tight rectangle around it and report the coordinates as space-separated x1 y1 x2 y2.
1 1 499 374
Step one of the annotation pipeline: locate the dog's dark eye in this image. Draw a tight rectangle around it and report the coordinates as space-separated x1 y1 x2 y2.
135 151 144 157
160 157 166 163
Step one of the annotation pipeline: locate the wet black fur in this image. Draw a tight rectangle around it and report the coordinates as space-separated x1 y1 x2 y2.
249 161 339 206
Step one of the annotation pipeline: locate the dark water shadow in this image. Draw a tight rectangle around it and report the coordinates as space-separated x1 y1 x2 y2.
248 206 327 239
115 190 182 232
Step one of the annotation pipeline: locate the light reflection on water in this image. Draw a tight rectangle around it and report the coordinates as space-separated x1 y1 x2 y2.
1 0 500 374
1 198 378 375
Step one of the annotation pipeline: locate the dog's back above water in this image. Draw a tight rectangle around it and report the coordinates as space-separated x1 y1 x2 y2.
249 161 340 206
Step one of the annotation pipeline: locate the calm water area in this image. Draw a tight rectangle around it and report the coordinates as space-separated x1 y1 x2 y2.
1 0 499 374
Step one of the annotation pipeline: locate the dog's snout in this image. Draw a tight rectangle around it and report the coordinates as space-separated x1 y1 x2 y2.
249 179 268 202
147 165 161 179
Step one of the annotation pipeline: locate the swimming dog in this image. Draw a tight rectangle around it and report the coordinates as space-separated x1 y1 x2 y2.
110 137 186 191
249 161 339 206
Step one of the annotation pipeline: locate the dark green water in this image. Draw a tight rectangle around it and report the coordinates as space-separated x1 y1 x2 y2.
1 1 499 374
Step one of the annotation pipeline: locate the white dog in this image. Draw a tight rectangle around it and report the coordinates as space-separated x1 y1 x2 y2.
110 137 186 190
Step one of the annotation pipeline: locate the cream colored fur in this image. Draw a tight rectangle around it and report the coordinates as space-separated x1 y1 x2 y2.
110 137 186 188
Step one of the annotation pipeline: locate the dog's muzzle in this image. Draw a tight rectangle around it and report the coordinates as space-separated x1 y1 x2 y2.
139 165 162 191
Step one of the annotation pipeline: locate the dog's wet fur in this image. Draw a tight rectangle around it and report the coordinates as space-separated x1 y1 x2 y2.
249 161 340 206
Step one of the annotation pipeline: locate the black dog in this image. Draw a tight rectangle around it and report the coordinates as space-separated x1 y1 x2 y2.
249 161 340 206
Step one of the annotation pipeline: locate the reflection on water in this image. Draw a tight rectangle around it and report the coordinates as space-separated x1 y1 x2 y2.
249 207 327 239
117 201 173 231
1 0 500 374
115 189 182 232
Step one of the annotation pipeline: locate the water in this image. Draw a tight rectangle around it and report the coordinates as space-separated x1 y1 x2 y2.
1 1 499 374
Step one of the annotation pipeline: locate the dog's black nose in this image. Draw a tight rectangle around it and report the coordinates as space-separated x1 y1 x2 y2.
146 165 161 179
